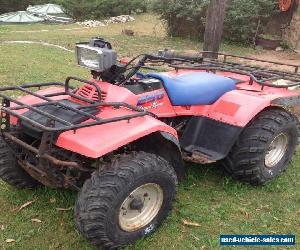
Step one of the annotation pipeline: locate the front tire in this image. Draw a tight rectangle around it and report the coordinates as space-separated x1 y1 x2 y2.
75 152 178 249
0 137 40 188
223 108 299 185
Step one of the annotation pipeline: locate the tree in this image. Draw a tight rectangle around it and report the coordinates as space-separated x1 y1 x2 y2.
58 0 149 21
0 0 28 14
203 0 227 58
153 0 278 44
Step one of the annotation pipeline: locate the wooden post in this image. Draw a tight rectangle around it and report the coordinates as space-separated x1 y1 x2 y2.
203 0 227 58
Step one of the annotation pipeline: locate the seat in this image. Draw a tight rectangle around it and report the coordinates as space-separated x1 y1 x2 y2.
147 72 236 106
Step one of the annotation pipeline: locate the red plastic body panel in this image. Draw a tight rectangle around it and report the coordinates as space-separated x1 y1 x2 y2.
171 88 298 127
138 90 176 117
98 81 177 117
11 85 177 159
11 69 300 159
56 108 177 158
149 70 299 127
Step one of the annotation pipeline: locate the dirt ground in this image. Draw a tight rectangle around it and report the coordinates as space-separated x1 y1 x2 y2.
252 50 300 63
247 50 300 71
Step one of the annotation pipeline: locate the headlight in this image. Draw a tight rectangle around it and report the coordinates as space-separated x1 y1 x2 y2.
75 44 117 72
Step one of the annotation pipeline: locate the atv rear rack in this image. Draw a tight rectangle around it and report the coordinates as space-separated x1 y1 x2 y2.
0 76 150 133
170 51 300 89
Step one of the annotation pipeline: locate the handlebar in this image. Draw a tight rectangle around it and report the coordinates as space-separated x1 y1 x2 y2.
118 51 203 85
157 50 203 63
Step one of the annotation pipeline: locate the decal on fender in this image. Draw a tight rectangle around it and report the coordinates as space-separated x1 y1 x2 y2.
142 101 164 110
137 91 165 105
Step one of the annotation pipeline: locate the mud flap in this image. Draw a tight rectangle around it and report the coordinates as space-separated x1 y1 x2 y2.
272 95 300 107
180 116 243 162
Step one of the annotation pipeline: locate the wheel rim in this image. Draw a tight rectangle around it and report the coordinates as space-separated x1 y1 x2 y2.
118 183 163 232
265 133 288 168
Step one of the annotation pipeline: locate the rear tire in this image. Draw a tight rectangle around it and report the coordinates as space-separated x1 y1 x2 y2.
74 152 178 249
222 108 299 185
0 137 40 188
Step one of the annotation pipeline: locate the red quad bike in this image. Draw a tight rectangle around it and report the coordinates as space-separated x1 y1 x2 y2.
0 38 299 249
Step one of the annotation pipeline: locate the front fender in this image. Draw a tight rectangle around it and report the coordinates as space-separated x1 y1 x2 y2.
55 112 177 159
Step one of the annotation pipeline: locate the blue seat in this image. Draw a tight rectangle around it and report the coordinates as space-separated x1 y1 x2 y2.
147 72 236 106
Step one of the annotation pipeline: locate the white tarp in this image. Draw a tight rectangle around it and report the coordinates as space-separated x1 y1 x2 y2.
0 11 44 23
27 4 64 15
43 15 73 23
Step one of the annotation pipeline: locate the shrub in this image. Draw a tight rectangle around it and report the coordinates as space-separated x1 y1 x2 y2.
152 0 209 38
59 0 149 21
153 0 279 44
0 0 58 14
224 0 278 43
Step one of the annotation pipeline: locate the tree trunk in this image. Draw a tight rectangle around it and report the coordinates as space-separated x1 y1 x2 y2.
284 4 300 51
203 0 227 58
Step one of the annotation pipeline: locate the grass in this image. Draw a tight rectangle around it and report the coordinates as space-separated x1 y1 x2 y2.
0 14 299 250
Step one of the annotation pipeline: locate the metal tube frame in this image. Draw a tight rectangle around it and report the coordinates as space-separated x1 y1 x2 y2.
0 76 151 133
170 51 300 89
0 76 153 187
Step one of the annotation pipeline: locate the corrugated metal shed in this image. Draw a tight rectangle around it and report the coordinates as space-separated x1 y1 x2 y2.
27 4 64 15
0 11 44 23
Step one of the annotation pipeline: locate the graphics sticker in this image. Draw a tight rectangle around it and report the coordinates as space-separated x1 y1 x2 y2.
137 91 165 106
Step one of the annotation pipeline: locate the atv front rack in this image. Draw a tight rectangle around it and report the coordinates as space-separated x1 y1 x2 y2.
0 76 150 133
170 51 300 89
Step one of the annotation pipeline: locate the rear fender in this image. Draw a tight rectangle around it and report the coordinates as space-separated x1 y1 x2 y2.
204 89 300 127
180 90 300 162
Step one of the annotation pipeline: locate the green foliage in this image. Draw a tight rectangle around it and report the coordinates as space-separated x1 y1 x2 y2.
153 0 279 43
0 0 60 14
224 0 279 43
152 0 209 38
58 0 149 20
